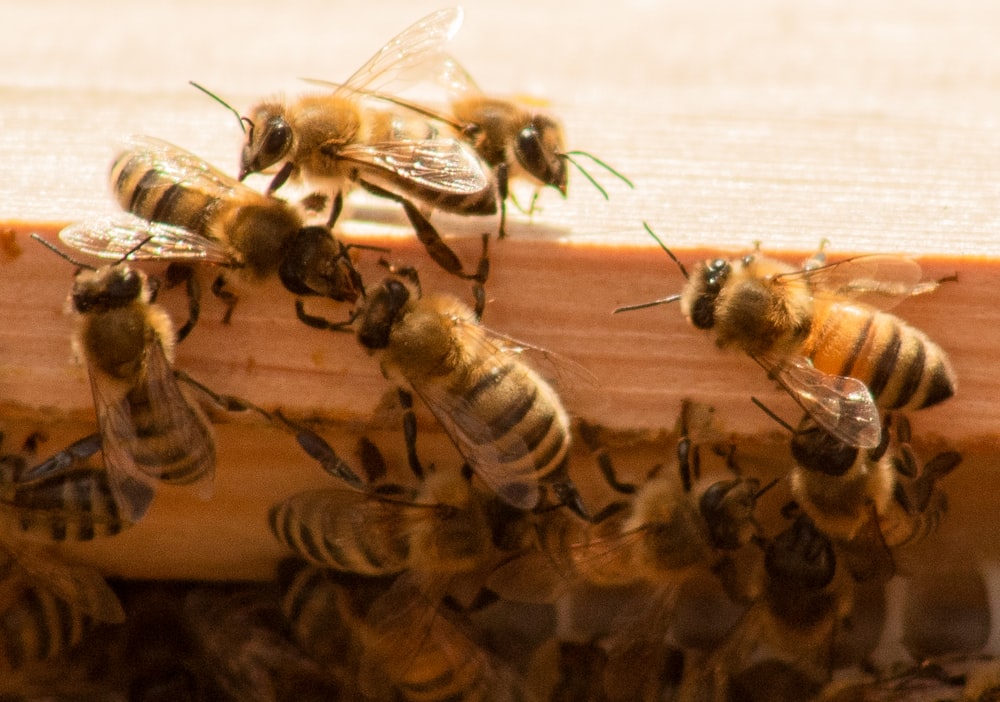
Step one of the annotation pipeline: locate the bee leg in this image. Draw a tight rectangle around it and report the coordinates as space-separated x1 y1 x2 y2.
293 299 356 332
398 389 424 480
269 410 364 488
325 191 344 229
496 163 509 239
19 432 103 480
576 419 637 495
266 161 295 195
356 437 387 483
210 274 238 325
165 263 201 342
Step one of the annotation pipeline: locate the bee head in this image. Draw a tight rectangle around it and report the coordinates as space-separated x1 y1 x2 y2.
356 278 411 350
686 258 732 330
280 226 362 303
72 265 144 314
240 103 293 179
765 513 835 591
515 114 567 193
699 478 760 551
790 416 861 476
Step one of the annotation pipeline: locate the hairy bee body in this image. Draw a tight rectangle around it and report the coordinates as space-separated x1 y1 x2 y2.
70 264 215 522
678 252 956 448
356 278 574 511
110 138 304 281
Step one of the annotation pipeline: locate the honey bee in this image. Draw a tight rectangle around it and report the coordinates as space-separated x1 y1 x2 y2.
0 534 125 672
58 134 365 337
269 464 494 583
182 585 344 702
356 572 531 702
617 228 957 449
309 51 634 238
678 512 849 702
350 275 588 516
30 239 216 522
223 7 496 288
0 433 132 541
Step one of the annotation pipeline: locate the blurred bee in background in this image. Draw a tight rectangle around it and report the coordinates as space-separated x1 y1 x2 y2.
616 227 957 450
346 274 589 518
182 585 344 702
355 572 533 702
0 534 125 673
206 7 495 297
757 400 961 583
0 433 132 541
60 134 366 338
30 236 216 523
678 512 849 702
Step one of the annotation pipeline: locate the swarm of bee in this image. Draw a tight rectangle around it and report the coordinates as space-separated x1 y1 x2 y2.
1 6 987 702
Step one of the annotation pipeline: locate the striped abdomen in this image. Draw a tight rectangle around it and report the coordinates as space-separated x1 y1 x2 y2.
276 561 358 669
268 491 410 576
802 300 956 411
110 148 221 235
125 383 215 487
0 585 90 671
3 467 131 541
431 356 571 508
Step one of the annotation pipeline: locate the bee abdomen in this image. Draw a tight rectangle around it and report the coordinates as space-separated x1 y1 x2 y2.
7 468 129 541
111 151 219 235
268 499 409 576
127 390 215 486
805 303 956 411
456 364 569 483
0 588 88 671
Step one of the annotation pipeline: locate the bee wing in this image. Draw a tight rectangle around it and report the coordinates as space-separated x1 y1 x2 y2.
342 138 491 195
769 355 882 450
792 255 932 310
88 369 157 523
1 537 125 623
59 213 232 263
410 380 542 511
139 342 216 497
117 134 248 199
337 7 464 97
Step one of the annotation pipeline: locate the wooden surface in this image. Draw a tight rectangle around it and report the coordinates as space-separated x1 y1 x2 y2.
2 0 1000 581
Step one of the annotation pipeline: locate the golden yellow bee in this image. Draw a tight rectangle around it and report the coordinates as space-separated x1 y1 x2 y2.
619 231 957 449
29 242 216 523
58 134 364 337
351 276 587 516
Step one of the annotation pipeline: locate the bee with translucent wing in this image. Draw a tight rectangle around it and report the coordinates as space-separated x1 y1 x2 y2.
617 227 957 450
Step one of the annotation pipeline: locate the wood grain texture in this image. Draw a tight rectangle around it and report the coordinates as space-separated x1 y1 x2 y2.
2 0 999 581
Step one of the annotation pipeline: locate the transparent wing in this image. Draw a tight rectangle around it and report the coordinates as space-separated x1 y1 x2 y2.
116 134 248 200
787 255 934 310
88 368 157 523
338 7 464 96
341 138 491 195
1 537 125 623
59 213 232 263
769 355 882 449
137 341 216 497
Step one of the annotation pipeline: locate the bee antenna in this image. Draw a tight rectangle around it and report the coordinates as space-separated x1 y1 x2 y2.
117 235 155 264
30 234 95 270
754 476 781 500
613 295 681 314
559 150 634 200
189 81 248 136
750 396 795 434
612 223 687 313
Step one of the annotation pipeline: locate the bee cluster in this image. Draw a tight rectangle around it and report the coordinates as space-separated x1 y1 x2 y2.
0 6 984 702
